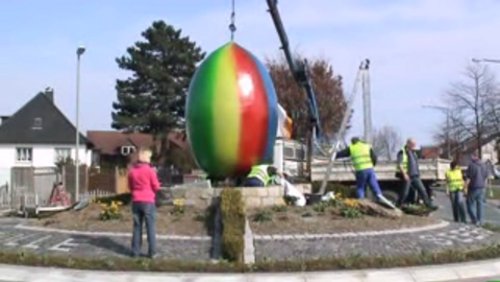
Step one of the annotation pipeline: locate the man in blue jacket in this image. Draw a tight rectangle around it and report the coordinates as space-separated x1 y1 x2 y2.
465 151 489 226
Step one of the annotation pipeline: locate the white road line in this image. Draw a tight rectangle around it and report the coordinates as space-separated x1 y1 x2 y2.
48 238 79 252
14 224 211 241
254 221 450 240
3 234 39 246
22 235 52 250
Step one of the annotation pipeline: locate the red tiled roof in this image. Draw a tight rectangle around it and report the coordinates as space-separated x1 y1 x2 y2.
87 130 187 155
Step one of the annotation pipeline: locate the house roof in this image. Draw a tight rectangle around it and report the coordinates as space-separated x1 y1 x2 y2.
87 130 187 155
0 92 87 145
451 132 500 154
421 146 441 159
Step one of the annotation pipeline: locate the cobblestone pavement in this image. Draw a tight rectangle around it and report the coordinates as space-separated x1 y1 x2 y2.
255 222 499 261
0 218 211 261
255 190 500 262
1 190 499 263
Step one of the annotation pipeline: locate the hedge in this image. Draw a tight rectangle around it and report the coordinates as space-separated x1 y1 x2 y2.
220 188 246 263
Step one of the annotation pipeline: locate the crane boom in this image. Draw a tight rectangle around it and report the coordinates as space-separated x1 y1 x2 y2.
266 0 322 140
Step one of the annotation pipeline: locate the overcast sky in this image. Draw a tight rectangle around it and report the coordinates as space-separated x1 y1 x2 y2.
1 0 500 146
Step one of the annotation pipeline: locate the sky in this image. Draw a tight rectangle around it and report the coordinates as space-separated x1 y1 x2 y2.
1 0 500 146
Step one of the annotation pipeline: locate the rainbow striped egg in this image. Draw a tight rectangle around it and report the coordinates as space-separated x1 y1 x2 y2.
186 42 278 178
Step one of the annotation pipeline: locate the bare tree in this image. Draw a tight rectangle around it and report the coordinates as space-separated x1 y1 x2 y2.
372 126 402 161
442 63 499 158
266 56 346 140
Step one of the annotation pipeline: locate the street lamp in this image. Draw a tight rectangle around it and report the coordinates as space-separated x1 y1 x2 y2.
422 105 451 159
75 46 85 202
472 58 500 64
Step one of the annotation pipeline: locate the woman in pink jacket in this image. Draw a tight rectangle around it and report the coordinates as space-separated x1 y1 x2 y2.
128 147 160 258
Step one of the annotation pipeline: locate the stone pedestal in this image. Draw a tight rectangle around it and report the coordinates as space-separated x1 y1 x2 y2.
168 183 312 209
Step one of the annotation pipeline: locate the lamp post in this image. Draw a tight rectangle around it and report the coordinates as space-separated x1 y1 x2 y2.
75 46 85 202
422 105 451 159
472 58 500 64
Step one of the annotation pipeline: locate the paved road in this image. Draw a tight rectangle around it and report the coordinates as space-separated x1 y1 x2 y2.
431 190 500 225
448 277 500 282
0 218 211 261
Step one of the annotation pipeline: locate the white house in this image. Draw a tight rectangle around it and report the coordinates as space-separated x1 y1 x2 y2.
0 90 91 188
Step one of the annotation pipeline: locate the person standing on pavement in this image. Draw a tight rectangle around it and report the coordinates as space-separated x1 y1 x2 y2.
128 147 161 258
445 161 467 223
465 151 489 226
336 137 394 207
396 138 437 209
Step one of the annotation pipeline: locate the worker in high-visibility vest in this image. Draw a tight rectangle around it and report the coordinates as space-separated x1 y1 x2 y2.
337 137 393 207
243 164 278 187
396 138 437 210
445 161 467 223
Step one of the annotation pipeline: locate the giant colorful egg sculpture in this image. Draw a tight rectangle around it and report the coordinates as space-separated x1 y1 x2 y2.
186 42 278 178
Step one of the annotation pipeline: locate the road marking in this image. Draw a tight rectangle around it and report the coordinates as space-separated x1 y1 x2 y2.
23 235 52 249
48 238 79 252
14 224 211 241
3 234 38 246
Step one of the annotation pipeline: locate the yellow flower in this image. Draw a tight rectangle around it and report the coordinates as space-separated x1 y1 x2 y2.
173 198 185 207
344 199 359 208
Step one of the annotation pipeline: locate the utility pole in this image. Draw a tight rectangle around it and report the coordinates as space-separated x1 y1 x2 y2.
75 46 85 202
361 59 372 143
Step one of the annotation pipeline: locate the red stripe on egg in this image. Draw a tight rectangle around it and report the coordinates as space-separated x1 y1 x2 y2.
231 44 269 174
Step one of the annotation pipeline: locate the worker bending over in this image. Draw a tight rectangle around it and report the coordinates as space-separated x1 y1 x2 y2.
243 164 278 187
337 137 394 207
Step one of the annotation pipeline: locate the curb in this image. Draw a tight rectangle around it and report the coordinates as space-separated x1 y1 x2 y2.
0 258 499 281
254 220 450 240
14 224 211 241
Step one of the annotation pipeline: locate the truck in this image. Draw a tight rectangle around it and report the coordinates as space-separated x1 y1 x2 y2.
273 138 451 202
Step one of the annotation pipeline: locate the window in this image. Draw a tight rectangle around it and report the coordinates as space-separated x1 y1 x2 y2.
16 147 32 163
121 146 136 156
55 148 71 162
32 117 42 130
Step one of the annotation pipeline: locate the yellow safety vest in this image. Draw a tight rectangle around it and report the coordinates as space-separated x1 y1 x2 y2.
397 147 409 173
247 165 270 185
349 142 373 171
446 168 464 192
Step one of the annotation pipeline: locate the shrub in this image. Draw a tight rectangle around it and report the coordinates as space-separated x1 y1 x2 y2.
171 198 185 216
401 204 431 216
339 198 362 218
340 206 363 218
312 201 329 213
220 188 245 263
271 205 287 213
253 210 273 222
99 201 122 221
312 182 356 198
284 195 298 206
95 193 132 205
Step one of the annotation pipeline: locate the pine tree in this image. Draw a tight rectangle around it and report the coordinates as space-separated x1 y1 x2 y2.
112 20 205 165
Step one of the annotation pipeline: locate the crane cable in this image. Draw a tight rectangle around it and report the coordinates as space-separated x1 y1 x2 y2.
229 0 236 41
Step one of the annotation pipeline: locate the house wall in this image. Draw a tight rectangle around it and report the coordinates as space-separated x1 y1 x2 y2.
458 140 499 166
0 144 91 187
481 141 498 164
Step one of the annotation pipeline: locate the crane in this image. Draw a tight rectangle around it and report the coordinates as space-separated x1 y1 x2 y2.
266 0 374 192
266 0 323 141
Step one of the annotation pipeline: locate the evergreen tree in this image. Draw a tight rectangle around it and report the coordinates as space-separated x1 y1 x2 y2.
112 20 205 165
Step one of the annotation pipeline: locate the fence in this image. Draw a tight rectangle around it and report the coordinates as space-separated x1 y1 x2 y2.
0 183 9 210
88 166 128 194
79 189 116 202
